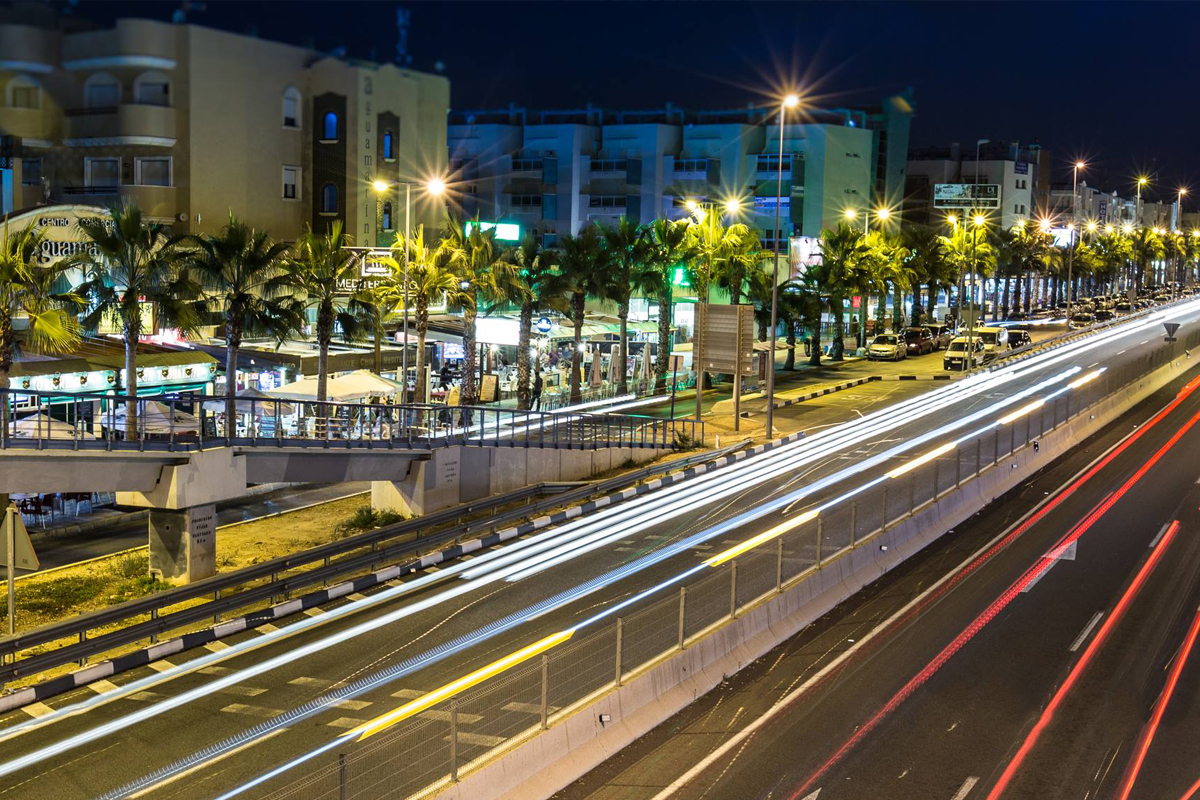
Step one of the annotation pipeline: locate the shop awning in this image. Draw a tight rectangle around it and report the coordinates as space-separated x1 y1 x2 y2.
268 370 403 403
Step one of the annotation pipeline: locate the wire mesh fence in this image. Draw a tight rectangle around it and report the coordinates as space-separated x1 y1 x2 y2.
257 326 1200 800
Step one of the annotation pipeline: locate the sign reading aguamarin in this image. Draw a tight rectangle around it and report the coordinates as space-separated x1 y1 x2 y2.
0 204 114 266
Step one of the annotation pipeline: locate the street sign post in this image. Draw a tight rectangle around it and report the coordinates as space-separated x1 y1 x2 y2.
699 305 754 431
3 503 39 635
1164 322 1181 342
933 183 1001 209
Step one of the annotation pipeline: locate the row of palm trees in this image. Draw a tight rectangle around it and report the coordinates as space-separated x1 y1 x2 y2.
2 202 1196 430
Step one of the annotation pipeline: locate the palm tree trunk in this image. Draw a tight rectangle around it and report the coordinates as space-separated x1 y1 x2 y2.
462 305 478 406
225 336 239 440
784 316 796 370
807 311 822 367
893 283 904 331
617 296 629 396
517 301 533 410
315 303 333 436
831 299 845 361
654 284 672 392
415 306 428 404
570 293 584 405
0 314 12 442
857 301 867 349
875 289 887 332
124 316 140 441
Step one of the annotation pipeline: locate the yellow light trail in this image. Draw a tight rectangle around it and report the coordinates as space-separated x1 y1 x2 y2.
705 509 819 567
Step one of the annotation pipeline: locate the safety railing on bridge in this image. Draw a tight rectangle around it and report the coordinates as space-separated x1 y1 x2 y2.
255 320 1200 800
0 390 703 453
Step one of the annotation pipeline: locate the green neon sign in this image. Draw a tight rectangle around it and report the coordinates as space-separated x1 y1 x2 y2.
672 266 691 288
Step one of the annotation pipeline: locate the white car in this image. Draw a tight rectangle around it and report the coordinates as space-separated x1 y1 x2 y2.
943 337 984 371
1068 313 1095 330
973 326 1010 361
867 334 906 361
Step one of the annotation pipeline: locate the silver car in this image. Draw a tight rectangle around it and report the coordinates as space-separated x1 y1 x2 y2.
868 334 906 361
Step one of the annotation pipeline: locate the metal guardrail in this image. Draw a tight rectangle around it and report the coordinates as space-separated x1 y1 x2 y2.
0 390 704 454
0 441 743 682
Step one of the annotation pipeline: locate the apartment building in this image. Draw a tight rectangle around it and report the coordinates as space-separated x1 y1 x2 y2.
446 92 914 246
904 141 1048 230
0 16 449 243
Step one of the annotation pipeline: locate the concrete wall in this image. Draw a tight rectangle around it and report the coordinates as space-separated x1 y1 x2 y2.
438 346 1197 800
372 444 670 517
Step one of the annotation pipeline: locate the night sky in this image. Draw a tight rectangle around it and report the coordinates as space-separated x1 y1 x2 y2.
75 1 1200 204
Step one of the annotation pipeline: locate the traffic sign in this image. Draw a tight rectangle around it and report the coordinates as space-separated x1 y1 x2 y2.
536 316 553 334
2 505 37 570
1164 322 1181 342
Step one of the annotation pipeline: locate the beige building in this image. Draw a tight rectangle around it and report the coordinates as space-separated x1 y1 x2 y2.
0 16 449 243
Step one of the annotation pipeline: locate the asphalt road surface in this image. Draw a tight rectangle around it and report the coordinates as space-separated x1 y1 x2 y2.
0 310 1184 800
559 359 1200 800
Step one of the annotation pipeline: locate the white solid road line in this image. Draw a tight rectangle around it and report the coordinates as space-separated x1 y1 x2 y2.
1069 612 1104 653
646 390 1162 800
1149 521 1173 548
950 776 980 800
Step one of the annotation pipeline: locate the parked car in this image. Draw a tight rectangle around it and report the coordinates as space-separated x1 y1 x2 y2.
1007 328 1033 349
1007 310 1028 321
973 326 1010 360
1068 312 1095 330
868 334 906 361
926 323 954 349
904 327 936 356
944 337 984 371
1094 309 1115 322
1115 301 1133 313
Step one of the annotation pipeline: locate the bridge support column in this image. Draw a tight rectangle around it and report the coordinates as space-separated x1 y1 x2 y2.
148 504 217 584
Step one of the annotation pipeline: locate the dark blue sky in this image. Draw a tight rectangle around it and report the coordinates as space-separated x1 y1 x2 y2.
82 1 1200 204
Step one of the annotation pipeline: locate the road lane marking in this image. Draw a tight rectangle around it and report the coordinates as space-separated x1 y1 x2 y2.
220 703 283 718
347 593 368 601
501 701 559 715
288 677 332 689
418 709 483 724
390 689 424 699
126 691 162 702
255 623 280 634
20 703 54 719
326 717 366 729
951 777 979 800
1150 522 1172 548
303 607 326 617
199 665 234 676
147 660 175 673
220 686 268 698
203 641 230 653
447 731 505 747
1069 612 1104 652
1020 541 1077 593
87 680 119 695
333 699 372 711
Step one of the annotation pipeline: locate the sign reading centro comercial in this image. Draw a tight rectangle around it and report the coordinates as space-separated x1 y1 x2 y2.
0 204 116 266
933 184 1001 209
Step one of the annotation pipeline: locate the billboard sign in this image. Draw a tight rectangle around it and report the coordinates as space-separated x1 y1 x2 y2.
933 184 1001 209
699 304 755 376
464 221 521 242
789 235 822 279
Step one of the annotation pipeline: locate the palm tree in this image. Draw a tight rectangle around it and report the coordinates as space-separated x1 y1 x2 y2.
644 219 693 391
70 203 201 435
441 216 525 406
284 221 372 417
901 225 951 326
600 217 649 396
507 233 559 410
379 224 466 404
0 226 83 410
1128 228 1164 298
816 224 868 361
714 225 764 305
182 214 304 435
553 225 609 404
685 211 745 392
939 226 994 326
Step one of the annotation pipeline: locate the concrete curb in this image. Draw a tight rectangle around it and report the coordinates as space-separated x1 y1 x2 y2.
739 373 955 417
438 342 1197 800
0 434 808 710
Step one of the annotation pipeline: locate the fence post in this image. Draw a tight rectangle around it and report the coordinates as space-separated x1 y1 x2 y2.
776 537 784 593
339 752 348 800
975 438 982 476
729 560 738 619
614 618 624 687
955 446 961 485
678 586 687 649
540 654 549 730
909 474 916 515
933 458 940 497
881 486 889 530
815 517 823 566
449 699 459 782
849 500 857 546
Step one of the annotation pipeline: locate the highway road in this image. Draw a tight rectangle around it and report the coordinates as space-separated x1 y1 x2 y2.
560 359 1200 800
0 308 1190 800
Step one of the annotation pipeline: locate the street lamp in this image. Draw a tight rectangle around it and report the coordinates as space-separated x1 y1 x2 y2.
766 92 799 438
1066 160 1085 322
724 197 742 215
968 214 986 339
843 208 858 222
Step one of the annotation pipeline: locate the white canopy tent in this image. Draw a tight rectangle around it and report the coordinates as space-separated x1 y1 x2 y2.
268 370 404 403
12 413 77 439
202 387 295 416
109 401 199 434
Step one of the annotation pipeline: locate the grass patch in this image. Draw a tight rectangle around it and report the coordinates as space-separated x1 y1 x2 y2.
0 553 168 624
335 505 409 538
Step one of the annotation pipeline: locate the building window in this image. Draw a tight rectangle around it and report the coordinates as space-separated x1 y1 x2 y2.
382 130 394 160
21 157 42 186
133 71 170 106
512 157 543 172
321 183 338 213
322 111 339 141
282 87 301 129
6 75 40 109
510 194 543 208
382 201 393 230
282 166 300 200
588 195 627 209
85 157 120 188
84 73 120 108
134 157 171 186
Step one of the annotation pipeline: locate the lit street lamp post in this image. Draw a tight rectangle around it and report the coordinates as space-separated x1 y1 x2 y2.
766 93 799 438
1066 161 1085 323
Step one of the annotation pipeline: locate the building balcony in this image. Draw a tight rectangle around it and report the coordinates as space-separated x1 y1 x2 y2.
0 107 54 141
61 19 179 71
63 104 177 145
59 185 178 218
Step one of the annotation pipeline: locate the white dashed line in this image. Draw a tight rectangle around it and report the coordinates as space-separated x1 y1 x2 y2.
1069 612 1105 652
950 776 979 800
220 703 283 718
203 641 231 653
87 680 120 695
20 702 55 719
